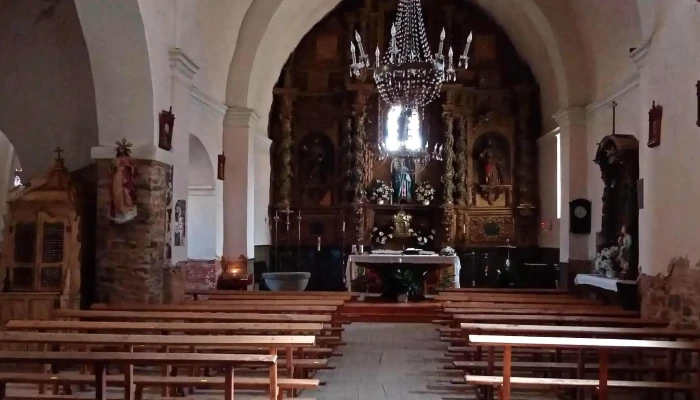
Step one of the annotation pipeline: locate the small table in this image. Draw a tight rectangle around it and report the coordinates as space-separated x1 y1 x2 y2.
346 254 461 292
574 273 639 310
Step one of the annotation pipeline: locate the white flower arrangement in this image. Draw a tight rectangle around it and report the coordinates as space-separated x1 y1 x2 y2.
594 245 621 274
368 179 393 203
415 181 435 203
409 226 436 247
370 224 395 245
440 246 456 256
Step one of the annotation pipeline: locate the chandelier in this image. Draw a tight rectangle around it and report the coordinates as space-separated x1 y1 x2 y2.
350 0 472 111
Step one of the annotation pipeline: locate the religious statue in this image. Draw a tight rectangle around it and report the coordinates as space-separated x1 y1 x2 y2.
392 209 412 237
617 224 632 277
109 139 137 224
392 158 413 204
479 139 502 185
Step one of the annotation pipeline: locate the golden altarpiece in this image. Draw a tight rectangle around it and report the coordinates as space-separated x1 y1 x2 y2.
0 153 81 323
268 0 540 253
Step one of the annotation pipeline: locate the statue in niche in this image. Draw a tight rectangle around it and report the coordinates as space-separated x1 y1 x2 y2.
479 139 503 185
392 209 413 238
617 224 633 277
109 139 138 224
392 158 413 204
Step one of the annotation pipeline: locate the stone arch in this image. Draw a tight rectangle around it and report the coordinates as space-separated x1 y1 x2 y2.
188 134 217 259
74 0 154 146
225 0 585 129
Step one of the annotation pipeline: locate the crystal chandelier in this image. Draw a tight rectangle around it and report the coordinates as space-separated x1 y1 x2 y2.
350 0 472 111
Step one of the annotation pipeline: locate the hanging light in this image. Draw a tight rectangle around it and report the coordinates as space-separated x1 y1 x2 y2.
350 0 472 112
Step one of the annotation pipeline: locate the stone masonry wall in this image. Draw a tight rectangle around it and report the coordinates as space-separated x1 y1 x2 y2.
639 258 700 329
181 259 218 291
95 159 168 304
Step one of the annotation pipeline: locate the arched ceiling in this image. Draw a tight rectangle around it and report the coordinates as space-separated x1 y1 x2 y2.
225 0 643 131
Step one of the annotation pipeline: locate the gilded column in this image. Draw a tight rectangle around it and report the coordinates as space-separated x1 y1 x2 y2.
350 90 369 244
277 93 295 207
455 115 468 205
441 89 458 246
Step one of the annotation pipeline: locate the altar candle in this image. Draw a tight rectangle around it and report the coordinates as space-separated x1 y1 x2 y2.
462 224 466 234
342 221 345 232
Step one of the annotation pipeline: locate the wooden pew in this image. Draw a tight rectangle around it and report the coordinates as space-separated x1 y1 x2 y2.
91 303 338 314
452 314 668 327
0 331 315 380
465 334 700 400
6 320 325 335
440 288 568 295
52 310 332 324
443 301 628 310
0 350 277 400
437 295 597 305
183 299 346 306
460 323 700 339
188 290 356 300
444 307 638 317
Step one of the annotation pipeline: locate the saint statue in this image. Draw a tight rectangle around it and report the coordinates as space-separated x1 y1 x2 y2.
479 139 503 185
392 158 413 204
109 139 137 224
617 224 632 274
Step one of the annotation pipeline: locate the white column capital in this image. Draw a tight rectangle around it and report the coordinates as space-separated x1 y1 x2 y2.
553 107 587 128
169 48 199 81
224 107 261 129
629 35 653 69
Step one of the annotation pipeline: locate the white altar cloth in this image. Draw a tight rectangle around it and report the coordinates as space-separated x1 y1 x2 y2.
574 273 636 292
346 254 461 292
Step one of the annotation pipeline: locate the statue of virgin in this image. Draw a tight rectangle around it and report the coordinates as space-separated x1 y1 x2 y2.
392 159 413 204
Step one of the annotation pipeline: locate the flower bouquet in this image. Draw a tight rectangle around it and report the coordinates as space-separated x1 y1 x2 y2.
415 181 435 205
409 225 436 248
370 223 395 246
368 179 393 205
594 245 621 277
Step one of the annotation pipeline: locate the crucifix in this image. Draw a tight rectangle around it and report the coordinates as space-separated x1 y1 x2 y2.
54 146 64 160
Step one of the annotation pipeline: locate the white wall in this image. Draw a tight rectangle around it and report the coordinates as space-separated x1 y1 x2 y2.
537 130 560 248
187 187 217 259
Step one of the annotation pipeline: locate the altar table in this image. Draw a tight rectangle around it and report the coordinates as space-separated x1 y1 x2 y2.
346 254 461 292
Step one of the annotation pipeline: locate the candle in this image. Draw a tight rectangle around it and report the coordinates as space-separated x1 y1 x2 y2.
342 221 346 232
463 32 473 58
350 42 357 65
462 224 466 234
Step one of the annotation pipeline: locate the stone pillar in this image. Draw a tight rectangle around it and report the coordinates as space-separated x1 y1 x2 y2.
168 49 198 263
222 107 260 258
553 107 588 268
91 146 173 304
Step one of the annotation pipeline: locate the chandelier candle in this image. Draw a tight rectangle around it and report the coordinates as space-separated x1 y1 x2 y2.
350 0 472 111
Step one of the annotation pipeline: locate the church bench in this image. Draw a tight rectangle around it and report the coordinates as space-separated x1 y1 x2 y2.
444 307 639 317
452 359 695 373
451 314 668 327
467 334 700 400
436 295 598 305
91 303 338 314
443 301 630 310
184 299 346 306
440 288 569 295
186 289 356 300
460 322 700 339
52 310 333 324
0 373 317 400
0 351 277 400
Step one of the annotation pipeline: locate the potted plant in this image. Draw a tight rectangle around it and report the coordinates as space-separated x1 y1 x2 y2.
415 181 435 205
394 269 420 303
593 245 621 278
368 179 393 205
436 272 456 291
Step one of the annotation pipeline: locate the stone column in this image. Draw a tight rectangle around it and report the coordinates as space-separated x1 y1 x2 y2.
168 49 198 263
553 107 588 269
222 107 260 258
91 146 173 304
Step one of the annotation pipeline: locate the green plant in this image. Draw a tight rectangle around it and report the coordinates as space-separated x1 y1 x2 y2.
436 273 455 290
394 269 420 299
